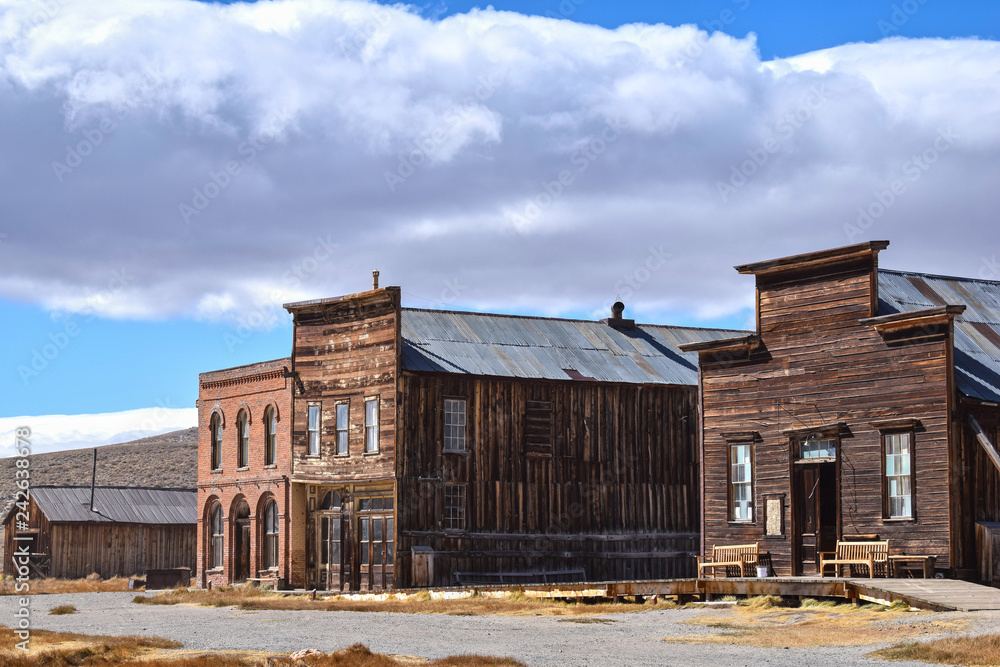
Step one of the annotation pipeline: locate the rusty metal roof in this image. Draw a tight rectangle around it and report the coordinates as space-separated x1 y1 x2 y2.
400 308 746 386
879 270 1000 402
28 487 197 524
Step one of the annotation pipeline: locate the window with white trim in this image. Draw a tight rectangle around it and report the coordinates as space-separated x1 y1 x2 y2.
264 406 277 466
209 503 224 569
365 398 379 453
210 413 223 470
336 403 349 455
262 499 279 569
237 410 249 468
885 432 913 519
444 398 466 452
307 404 321 456
730 443 753 521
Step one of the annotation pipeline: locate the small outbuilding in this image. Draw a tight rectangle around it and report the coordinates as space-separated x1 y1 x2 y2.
2 486 196 580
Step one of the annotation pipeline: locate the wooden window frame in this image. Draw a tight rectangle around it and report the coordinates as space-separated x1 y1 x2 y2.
209 502 224 570
210 413 223 471
881 429 916 521
307 403 321 457
364 397 379 454
236 410 250 469
261 500 279 570
335 402 349 457
443 397 467 453
728 441 755 523
264 407 277 467
443 483 467 531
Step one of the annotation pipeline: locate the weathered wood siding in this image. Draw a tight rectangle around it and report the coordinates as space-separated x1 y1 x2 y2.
48 523 195 579
701 256 954 574
289 288 400 484
960 405 1000 573
397 372 700 587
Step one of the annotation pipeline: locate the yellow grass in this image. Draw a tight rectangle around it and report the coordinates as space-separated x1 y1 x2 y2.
47 605 76 615
133 584 663 616
0 576 133 595
870 633 1000 665
661 596 967 649
0 627 525 666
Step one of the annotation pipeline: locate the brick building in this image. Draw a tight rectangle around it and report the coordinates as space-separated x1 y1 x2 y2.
196 358 297 589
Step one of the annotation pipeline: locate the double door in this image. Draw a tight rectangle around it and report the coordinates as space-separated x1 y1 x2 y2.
317 512 394 591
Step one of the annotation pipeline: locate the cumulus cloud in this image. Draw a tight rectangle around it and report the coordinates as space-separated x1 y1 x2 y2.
1 0 998 327
0 407 197 455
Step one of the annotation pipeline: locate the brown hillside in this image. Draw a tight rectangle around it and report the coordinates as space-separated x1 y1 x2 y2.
0 427 198 515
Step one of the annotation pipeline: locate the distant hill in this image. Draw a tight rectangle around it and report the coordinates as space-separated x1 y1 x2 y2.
0 427 198 516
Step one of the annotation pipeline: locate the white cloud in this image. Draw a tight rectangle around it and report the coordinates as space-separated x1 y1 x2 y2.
0 0 998 327
0 407 197 456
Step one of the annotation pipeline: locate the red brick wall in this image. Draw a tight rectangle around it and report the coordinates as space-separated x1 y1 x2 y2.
196 358 299 588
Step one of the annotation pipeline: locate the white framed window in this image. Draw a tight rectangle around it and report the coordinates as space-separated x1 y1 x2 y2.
885 432 913 519
262 500 279 569
336 403 349 456
210 413 223 470
443 484 466 530
264 406 277 466
365 398 379 453
209 503 224 569
307 404 321 456
444 398 466 452
730 443 753 521
237 410 249 468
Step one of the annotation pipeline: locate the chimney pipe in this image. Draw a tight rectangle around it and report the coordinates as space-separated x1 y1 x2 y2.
611 301 625 319
89 448 97 512
372 270 380 290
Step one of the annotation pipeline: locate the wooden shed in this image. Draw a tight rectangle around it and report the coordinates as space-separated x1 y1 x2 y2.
3 486 196 580
681 241 1000 580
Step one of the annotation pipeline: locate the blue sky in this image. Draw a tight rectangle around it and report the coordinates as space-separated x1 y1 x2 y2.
2 0 1000 448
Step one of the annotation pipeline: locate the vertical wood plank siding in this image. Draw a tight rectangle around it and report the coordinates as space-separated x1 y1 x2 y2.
396 372 700 586
700 259 955 574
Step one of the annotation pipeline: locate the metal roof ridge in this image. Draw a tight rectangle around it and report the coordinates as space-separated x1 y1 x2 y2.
880 267 1000 287
402 307 748 332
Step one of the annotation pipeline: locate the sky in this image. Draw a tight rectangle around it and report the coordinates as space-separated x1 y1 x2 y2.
1 0 1000 453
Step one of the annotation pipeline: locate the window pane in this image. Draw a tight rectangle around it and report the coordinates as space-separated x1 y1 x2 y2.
365 399 378 452
320 518 329 565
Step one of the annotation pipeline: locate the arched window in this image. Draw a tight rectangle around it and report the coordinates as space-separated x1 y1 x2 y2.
264 406 277 466
320 490 341 511
262 500 279 569
237 410 249 468
210 413 223 470
209 503 224 569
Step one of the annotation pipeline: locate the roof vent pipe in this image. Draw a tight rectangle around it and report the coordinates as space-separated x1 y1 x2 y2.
372 270 380 290
611 301 625 319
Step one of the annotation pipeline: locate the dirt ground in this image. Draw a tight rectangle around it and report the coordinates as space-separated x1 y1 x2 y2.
3 591 999 666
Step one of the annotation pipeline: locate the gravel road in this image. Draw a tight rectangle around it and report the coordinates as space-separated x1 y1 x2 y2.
3 592 998 666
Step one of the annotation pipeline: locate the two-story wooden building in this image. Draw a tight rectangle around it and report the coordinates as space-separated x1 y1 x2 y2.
197 283 740 590
681 241 1000 580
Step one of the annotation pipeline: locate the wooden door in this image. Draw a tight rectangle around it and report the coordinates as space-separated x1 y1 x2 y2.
235 522 250 583
318 514 344 591
793 463 837 574
358 515 394 590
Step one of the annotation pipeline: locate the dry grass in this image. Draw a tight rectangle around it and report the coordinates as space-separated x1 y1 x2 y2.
133 585 659 617
0 576 133 595
0 627 524 666
47 605 76 615
661 596 967 649
870 633 1000 665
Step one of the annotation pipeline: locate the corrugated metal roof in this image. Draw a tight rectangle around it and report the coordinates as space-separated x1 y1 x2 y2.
400 308 747 386
879 270 1000 402
29 487 197 524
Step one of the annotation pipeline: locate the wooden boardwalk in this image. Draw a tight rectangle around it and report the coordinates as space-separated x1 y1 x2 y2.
847 577 1000 612
325 577 1000 612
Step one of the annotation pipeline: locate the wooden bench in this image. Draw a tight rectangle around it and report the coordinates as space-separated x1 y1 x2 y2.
819 540 889 578
697 543 759 578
